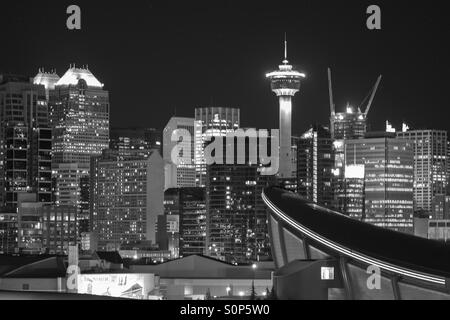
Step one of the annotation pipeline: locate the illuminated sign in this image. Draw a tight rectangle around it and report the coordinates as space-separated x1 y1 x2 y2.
77 273 155 300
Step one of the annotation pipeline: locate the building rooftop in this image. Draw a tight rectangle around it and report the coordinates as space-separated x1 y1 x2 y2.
33 69 60 90
55 66 103 88
95 251 124 265
131 255 273 279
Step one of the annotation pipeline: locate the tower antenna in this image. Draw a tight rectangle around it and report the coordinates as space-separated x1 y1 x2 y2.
283 33 288 64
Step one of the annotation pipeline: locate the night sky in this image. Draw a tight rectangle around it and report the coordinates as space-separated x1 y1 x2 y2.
1 0 449 135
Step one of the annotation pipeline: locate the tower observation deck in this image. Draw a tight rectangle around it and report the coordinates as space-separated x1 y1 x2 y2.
266 39 305 178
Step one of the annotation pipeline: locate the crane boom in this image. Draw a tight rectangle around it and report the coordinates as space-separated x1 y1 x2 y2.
328 68 335 115
365 75 382 116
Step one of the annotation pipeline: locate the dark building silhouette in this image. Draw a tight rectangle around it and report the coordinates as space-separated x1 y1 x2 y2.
297 124 334 208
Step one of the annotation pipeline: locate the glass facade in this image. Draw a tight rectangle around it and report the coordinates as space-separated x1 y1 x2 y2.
0 77 51 207
90 150 163 250
194 107 240 187
206 164 274 264
164 187 206 257
344 135 414 233
397 130 448 215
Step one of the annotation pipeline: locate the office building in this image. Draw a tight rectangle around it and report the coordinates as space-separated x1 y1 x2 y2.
163 117 196 189
432 194 450 220
41 205 77 254
156 214 180 259
15 192 77 255
48 66 109 236
327 70 381 214
342 164 365 220
344 133 414 233
90 150 164 250
206 162 275 264
17 193 44 254
0 74 52 207
49 66 109 166
194 107 240 187
52 163 90 233
397 130 448 215
163 187 207 257
0 208 17 254
297 125 334 207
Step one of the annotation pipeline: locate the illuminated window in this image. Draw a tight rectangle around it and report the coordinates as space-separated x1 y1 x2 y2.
321 267 335 280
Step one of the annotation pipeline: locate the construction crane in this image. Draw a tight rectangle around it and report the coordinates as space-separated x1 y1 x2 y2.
364 75 382 116
328 68 335 116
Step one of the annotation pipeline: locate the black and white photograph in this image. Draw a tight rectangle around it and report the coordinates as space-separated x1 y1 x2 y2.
0 0 449 309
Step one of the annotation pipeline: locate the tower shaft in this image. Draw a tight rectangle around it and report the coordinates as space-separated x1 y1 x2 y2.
279 96 293 178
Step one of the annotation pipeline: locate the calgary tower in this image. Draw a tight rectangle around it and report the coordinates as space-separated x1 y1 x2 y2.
266 37 305 178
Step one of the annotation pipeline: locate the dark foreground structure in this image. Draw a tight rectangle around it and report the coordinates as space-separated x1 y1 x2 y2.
263 187 450 300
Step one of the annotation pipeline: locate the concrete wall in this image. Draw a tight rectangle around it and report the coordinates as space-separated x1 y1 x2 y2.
0 277 65 292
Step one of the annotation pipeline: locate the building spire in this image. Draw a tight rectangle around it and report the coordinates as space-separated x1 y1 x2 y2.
283 33 288 64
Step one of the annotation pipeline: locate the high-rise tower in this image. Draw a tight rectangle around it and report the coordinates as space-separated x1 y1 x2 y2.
266 38 305 178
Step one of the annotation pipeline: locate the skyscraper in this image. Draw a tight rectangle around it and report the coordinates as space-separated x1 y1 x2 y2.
204 134 276 263
297 125 334 207
344 133 414 233
206 163 275 264
163 117 196 189
163 187 207 257
266 39 305 178
194 107 240 187
90 150 164 250
0 74 52 207
49 66 109 166
49 66 110 234
397 130 448 215
331 105 367 141
327 70 382 213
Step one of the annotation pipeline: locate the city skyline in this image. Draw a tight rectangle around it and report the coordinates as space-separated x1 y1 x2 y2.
1 0 450 302
0 0 449 134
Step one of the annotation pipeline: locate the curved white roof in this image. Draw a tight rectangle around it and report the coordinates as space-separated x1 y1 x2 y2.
55 67 103 88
